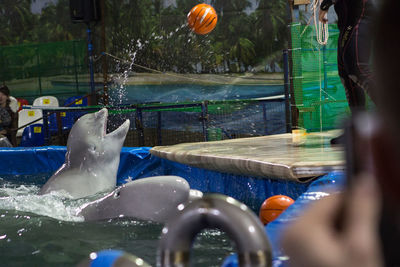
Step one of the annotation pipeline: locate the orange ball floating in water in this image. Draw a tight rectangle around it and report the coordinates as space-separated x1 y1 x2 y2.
259 195 295 225
187 3 218 35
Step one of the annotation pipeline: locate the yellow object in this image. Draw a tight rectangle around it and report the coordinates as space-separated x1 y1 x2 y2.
76 99 82 105
43 99 50 104
61 112 66 117
292 128 307 145
28 111 35 117
34 126 42 133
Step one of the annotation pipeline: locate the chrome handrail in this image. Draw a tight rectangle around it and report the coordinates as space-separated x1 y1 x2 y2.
157 194 272 267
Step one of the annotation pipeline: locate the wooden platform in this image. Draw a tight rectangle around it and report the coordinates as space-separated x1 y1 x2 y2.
150 131 345 182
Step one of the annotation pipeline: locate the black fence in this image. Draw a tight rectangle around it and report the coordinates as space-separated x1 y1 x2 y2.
24 96 289 147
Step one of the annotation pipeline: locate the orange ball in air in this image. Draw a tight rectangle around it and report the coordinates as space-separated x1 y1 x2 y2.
259 195 295 225
187 3 218 35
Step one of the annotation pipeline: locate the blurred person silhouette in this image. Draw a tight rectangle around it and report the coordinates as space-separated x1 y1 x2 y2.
0 85 18 146
282 0 400 266
319 0 377 144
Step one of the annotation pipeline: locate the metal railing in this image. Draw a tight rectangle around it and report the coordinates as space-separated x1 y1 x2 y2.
21 95 288 147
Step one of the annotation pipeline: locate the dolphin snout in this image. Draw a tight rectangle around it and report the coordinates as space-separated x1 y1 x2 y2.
97 108 108 117
106 119 130 139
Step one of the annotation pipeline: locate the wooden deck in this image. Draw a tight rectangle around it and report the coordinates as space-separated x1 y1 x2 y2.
150 130 345 182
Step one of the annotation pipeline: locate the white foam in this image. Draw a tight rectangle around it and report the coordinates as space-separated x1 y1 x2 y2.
0 183 87 222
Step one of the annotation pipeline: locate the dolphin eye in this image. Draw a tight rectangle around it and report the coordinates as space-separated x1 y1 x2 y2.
113 190 121 199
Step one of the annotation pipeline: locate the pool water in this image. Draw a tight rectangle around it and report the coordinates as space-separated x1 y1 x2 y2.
0 178 235 266
110 84 284 104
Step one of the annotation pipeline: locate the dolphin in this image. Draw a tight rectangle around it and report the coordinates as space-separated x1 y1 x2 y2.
77 175 203 223
39 108 130 199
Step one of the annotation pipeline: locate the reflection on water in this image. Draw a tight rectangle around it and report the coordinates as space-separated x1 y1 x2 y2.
0 178 234 266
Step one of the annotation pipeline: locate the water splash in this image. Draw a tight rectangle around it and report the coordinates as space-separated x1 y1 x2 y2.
0 181 101 222
109 39 142 106
108 23 201 105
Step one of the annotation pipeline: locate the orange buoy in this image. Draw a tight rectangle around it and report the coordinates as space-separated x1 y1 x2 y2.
187 3 218 35
259 195 295 225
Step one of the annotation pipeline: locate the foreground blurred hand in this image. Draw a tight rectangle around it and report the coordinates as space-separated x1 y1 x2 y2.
282 173 383 267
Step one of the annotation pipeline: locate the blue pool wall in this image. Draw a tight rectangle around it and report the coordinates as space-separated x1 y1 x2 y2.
0 146 309 211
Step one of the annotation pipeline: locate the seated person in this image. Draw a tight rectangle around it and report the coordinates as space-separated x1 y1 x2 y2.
0 86 18 146
0 106 11 133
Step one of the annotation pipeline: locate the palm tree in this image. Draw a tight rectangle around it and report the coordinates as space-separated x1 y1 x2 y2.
230 37 255 66
36 0 85 43
0 0 36 45
205 0 256 72
254 0 289 60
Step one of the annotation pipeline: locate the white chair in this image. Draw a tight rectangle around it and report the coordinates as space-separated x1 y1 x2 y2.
17 109 43 137
32 96 59 107
9 96 19 113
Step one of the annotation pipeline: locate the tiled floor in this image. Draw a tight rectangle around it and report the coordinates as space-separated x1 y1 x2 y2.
150 130 345 182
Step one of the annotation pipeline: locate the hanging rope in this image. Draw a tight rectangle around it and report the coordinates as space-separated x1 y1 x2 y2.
312 0 329 45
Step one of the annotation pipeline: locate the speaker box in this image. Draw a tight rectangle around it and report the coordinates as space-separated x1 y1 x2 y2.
70 0 101 23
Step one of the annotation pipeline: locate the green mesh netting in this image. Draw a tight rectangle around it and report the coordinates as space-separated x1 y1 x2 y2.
0 40 88 100
290 23 350 132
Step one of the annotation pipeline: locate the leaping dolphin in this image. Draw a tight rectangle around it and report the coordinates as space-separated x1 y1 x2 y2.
39 108 130 199
77 175 203 223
